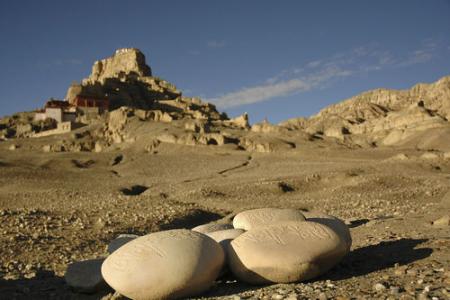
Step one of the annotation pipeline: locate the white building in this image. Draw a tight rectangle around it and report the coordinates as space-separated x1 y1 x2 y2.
34 107 76 123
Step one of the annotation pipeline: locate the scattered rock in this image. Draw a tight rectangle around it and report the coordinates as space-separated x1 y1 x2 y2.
65 258 109 293
101 229 224 299
227 221 348 284
373 283 387 292
421 152 440 160
233 208 306 230
389 153 410 161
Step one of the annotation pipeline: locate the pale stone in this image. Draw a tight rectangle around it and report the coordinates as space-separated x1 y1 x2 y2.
206 229 245 246
65 258 108 293
443 152 450 160
206 229 245 276
101 229 224 300
301 211 352 251
94 141 104 153
421 152 440 160
107 234 139 254
192 223 233 234
233 208 306 230
389 153 409 161
227 221 348 284
432 215 450 227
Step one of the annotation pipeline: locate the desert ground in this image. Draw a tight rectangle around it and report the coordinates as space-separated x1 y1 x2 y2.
1 136 449 299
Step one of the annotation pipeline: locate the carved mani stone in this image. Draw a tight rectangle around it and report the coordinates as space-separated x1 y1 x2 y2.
101 229 224 300
192 222 234 234
227 221 348 284
301 211 352 251
233 208 306 230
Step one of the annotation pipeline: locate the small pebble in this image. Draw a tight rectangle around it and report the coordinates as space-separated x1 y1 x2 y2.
373 283 387 292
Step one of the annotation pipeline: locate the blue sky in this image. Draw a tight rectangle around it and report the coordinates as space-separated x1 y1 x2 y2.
1 1 449 123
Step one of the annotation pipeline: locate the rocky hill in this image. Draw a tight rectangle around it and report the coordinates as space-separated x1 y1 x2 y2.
2 48 450 153
280 76 450 150
66 48 182 110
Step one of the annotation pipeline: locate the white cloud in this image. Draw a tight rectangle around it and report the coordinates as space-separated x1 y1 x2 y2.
211 65 354 109
211 79 311 108
207 38 443 109
396 38 440 67
207 40 226 48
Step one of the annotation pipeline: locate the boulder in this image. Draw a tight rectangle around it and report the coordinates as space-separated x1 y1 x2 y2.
227 221 348 284
192 223 233 234
206 229 245 276
301 211 352 251
65 258 108 293
101 229 224 300
233 208 306 230
206 229 245 246
107 234 139 254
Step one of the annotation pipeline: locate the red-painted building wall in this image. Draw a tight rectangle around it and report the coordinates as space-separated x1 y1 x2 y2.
73 96 109 110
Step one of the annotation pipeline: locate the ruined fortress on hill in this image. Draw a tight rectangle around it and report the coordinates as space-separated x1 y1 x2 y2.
1 48 450 153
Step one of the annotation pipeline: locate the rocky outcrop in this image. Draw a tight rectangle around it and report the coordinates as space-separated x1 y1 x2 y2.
281 76 450 147
221 113 250 129
156 132 239 147
251 120 287 134
239 135 296 153
87 48 151 83
0 112 57 139
66 48 181 110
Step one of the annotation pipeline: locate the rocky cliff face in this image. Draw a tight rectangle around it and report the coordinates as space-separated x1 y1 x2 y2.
87 48 152 83
3 48 450 153
280 76 450 147
66 48 180 110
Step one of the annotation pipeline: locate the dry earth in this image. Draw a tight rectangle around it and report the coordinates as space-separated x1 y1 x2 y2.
0 137 449 299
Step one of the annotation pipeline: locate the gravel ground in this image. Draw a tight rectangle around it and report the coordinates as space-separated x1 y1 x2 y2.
0 143 449 299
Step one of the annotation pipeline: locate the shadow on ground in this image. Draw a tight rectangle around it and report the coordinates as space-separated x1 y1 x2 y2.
206 238 433 297
120 185 149 196
0 269 111 300
326 238 432 281
0 239 432 299
160 209 224 230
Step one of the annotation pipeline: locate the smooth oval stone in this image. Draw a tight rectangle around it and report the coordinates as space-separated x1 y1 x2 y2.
227 221 348 284
206 229 245 277
301 211 352 251
233 208 306 230
192 223 233 234
206 229 245 246
65 258 108 293
107 234 139 254
102 229 224 300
